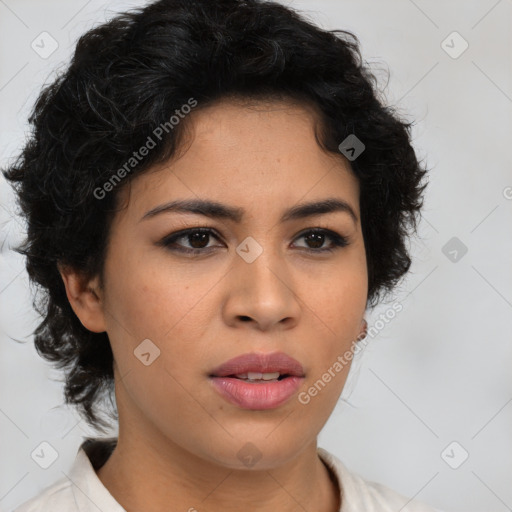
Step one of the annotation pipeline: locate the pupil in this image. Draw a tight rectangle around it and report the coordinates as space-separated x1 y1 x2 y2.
190 232 208 248
306 232 324 248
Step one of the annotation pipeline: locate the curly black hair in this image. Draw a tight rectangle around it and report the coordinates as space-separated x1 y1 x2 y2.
2 0 429 431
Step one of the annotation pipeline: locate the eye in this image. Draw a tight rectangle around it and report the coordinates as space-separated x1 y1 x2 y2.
158 227 349 255
158 227 222 254
293 228 349 252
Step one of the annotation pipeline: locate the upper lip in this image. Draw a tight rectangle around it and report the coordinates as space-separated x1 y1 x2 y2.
209 351 305 377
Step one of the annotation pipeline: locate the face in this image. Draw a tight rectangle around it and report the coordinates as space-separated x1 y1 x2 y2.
93 98 368 469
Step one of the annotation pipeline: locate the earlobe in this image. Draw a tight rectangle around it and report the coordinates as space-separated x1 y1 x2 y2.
358 318 368 340
58 264 107 333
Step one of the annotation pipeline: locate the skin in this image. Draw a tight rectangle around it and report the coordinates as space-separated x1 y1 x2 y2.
60 97 368 512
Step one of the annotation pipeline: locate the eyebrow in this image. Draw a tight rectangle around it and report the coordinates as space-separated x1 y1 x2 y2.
140 197 358 225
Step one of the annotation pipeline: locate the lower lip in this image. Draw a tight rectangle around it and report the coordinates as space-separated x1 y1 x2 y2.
210 376 304 410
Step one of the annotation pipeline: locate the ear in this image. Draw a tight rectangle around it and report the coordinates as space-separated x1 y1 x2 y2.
58 264 107 333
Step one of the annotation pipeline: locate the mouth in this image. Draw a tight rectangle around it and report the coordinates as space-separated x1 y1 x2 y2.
209 351 305 379
208 352 305 410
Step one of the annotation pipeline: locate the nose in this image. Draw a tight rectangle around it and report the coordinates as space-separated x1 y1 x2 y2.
222 241 301 331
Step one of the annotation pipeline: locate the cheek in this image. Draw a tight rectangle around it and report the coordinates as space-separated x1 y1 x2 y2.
101 250 222 399
103 249 208 340
306 264 367 333
298 264 366 397
101 253 210 422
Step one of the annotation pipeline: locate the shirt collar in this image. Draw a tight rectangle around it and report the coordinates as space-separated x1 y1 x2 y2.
67 437 125 512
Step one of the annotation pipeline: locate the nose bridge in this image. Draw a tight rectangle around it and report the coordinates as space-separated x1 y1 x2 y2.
234 233 285 289
229 232 298 318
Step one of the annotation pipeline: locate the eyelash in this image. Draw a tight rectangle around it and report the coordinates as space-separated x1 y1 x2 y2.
158 227 349 255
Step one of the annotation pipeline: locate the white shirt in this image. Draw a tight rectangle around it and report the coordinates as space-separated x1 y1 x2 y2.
13 438 442 512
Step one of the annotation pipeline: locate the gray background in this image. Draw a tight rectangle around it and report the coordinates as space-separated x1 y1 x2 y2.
1 1 511 511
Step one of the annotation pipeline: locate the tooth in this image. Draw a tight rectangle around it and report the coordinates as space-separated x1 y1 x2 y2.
233 372 282 381
245 372 281 381
261 372 280 381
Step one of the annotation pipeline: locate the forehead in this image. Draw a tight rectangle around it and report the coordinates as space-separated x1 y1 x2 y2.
114 98 359 223
182 97 326 158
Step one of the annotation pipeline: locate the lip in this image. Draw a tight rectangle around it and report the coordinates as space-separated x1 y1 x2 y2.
209 351 305 410
209 351 305 378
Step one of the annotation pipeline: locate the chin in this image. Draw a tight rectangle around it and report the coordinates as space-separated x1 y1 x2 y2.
195 432 313 471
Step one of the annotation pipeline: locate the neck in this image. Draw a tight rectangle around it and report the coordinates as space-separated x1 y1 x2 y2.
96 428 340 512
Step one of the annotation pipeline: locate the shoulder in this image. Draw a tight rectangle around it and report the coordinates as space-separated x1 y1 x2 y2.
318 447 445 512
12 477 76 512
12 437 120 512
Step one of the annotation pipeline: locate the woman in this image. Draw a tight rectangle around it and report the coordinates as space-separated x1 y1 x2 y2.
3 0 439 510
